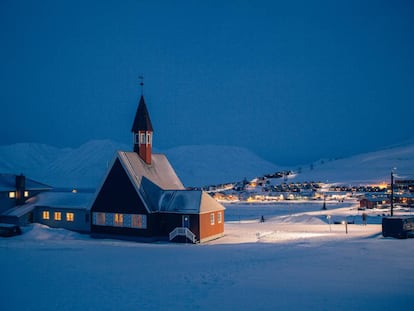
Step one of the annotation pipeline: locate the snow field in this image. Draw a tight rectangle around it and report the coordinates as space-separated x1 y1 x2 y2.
0 202 413 311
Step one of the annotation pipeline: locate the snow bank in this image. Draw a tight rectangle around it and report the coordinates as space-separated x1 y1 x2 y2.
19 224 85 241
0 202 413 311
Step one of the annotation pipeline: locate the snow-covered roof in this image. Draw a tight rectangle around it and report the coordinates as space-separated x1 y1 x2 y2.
119 151 184 190
92 151 224 215
1 192 93 217
34 192 93 209
140 177 225 214
1 198 37 217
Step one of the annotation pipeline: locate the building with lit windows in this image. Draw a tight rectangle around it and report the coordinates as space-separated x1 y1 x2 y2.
90 95 225 243
33 191 92 233
0 174 52 224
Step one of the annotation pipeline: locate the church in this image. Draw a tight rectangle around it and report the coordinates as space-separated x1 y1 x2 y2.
90 94 225 243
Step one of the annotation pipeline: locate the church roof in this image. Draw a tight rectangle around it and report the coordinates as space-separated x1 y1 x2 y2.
119 151 184 190
131 96 153 132
140 176 225 214
98 151 224 215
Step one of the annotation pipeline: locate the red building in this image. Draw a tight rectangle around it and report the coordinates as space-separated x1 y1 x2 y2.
90 94 225 243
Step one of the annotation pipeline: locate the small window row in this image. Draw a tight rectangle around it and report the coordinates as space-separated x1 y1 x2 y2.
42 211 74 222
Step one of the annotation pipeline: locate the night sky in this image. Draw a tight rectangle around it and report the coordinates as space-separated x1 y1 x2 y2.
1 0 413 165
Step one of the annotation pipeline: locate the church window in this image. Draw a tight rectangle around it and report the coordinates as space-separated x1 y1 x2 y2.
218 212 222 224
146 133 152 145
140 133 146 144
210 213 215 225
9 191 15 199
24 191 29 197
94 212 106 225
114 213 123 226
131 214 147 229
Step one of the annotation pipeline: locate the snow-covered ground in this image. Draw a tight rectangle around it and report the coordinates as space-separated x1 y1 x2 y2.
1 201 413 311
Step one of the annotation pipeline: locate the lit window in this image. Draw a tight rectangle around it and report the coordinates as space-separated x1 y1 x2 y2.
54 212 62 221
24 191 29 197
66 213 74 222
218 212 222 224
9 192 16 199
210 213 215 225
43 211 50 220
114 213 123 226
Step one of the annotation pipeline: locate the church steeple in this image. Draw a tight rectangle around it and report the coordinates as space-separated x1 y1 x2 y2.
131 95 153 165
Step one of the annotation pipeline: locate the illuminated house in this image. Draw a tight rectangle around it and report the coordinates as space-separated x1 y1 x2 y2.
0 174 52 225
90 95 225 243
33 192 92 233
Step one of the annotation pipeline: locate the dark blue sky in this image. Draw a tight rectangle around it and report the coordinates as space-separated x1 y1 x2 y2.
1 0 414 165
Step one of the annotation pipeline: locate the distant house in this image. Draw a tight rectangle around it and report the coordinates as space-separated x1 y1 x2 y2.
359 195 389 209
90 95 225 243
0 174 52 225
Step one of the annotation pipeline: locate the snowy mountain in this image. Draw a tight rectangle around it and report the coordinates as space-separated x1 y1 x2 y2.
0 140 280 188
165 145 281 186
289 142 414 185
1 140 413 188
0 140 128 188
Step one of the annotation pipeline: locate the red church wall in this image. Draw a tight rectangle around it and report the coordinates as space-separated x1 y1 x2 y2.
199 211 224 242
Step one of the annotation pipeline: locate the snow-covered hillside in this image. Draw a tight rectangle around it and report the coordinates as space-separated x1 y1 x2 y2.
165 145 280 186
0 141 281 188
290 142 414 185
1 140 414 188
0 140 129 188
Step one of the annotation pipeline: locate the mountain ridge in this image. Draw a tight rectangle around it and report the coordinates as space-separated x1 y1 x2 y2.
1 140 413 188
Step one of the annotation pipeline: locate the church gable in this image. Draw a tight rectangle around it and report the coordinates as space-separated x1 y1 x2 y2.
91 158 148 215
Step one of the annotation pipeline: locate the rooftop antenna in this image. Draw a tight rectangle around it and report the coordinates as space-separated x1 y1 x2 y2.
139 75 144 95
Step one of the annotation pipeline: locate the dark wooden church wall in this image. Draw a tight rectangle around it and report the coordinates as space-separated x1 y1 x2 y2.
91 159 148 214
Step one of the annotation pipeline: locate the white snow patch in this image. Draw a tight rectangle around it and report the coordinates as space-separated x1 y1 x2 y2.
1 202 413 311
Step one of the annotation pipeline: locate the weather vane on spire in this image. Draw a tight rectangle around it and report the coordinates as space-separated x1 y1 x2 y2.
139 75 144 95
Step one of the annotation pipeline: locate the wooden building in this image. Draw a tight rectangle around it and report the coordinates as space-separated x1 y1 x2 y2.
90 95 225 243
33 192 92 233
359 195 389 209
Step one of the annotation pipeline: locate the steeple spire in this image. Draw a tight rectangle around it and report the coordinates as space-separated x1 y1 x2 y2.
131 79 153 165
139 75 144 95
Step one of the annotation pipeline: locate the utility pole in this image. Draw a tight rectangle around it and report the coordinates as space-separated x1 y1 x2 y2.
390 170 394 216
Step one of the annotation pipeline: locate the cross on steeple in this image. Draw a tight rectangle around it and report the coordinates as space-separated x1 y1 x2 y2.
139 75 144 95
